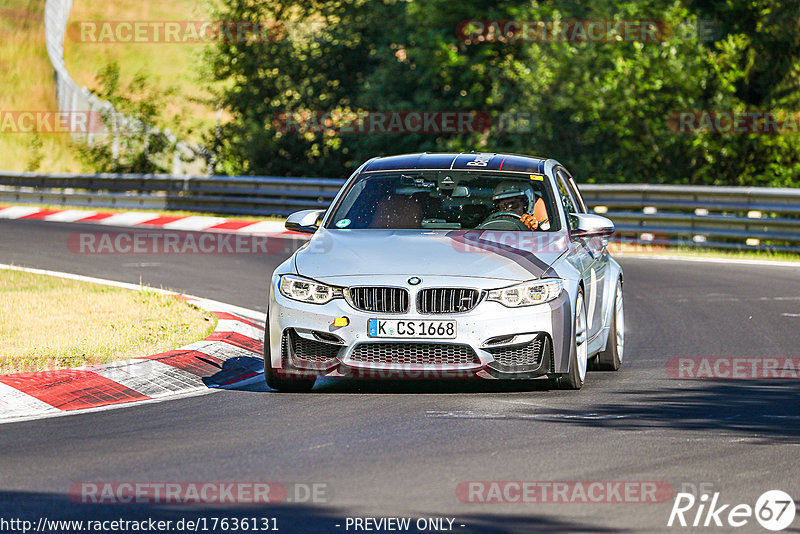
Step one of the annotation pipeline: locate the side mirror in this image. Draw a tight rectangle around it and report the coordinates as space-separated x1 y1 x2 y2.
285 209 326 234
570 213 615 238
451 186 470 198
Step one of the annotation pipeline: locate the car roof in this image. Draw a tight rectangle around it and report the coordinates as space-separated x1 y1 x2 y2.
360 152 549 175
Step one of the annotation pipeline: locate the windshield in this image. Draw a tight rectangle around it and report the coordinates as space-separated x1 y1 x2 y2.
327 171 560 231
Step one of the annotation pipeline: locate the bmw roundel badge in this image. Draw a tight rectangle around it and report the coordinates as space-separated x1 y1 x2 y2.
408 277 422 285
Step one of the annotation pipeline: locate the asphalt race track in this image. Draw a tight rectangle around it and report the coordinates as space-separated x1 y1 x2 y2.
1 218 799 533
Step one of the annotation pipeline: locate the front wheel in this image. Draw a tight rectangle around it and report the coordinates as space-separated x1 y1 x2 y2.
590 278 624 371
552 288 588 390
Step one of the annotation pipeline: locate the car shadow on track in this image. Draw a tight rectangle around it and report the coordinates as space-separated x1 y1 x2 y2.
224 374 559 395
0 491 625 534
502 380 800 443
203 356 265 389
313 377 556 394
210 357 563 395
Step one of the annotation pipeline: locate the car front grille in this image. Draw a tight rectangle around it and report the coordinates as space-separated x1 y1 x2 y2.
282 330 341 369
417 288 481 314
350 343 479 366
486 334 552 372
347 286 409 313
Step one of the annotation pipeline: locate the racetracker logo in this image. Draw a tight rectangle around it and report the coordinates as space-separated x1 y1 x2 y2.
67 232 299 255
456 481 673 504
69 482 331 504
0 111 103 134
274 110 492 134
67 20 297 44
342 366 479 380
446 231 570 255
668 490 796 530
666 357 800 379
668 111 800 134
457 19 719 43
458 20 676 43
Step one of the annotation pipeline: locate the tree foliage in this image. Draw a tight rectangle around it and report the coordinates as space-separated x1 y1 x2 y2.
76 62 180 174
206 0 800 186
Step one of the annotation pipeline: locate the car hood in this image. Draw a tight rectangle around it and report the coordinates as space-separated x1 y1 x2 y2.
294 229 569 283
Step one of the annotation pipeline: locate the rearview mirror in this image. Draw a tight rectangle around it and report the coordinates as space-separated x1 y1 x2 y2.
570 213 615 238
285 209 326 234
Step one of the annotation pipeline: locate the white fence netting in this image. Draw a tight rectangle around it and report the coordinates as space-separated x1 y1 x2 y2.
44 0 206 175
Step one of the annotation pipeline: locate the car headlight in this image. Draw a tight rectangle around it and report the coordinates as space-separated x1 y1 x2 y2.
487 279 563 307
279 275 343 304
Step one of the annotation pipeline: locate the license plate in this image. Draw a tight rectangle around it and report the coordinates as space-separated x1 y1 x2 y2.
368 318 457 339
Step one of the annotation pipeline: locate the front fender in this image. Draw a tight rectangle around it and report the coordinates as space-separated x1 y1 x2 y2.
549 277 581 374
598 257 623 352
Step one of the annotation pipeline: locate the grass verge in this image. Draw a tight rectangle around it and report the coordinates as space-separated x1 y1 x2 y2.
0 268 216 374
0 0 84 173
63 0 219 142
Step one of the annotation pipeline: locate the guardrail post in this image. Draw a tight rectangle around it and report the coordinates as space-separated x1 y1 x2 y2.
112 114 119 161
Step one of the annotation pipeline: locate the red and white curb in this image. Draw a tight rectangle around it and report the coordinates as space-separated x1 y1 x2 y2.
0 205 304 237
0 265 267 424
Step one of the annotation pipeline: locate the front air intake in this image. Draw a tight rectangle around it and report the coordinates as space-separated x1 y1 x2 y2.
350 343 479 366
282 329 341 370
486 333 553 373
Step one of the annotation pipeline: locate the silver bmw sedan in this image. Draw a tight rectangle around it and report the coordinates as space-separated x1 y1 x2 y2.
265 152 624 392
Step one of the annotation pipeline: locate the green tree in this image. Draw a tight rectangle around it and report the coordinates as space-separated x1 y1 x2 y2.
206 0 800 187
75 62 181 174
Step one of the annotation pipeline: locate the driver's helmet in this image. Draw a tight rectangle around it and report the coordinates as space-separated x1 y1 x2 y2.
492 182 533 213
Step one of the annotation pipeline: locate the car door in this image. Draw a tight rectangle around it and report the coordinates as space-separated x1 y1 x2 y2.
555 167 606 343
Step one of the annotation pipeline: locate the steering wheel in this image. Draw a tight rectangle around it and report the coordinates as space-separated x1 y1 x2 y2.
476 211 529 230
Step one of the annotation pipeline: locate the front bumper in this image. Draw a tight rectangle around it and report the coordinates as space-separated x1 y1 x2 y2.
268 277 572 379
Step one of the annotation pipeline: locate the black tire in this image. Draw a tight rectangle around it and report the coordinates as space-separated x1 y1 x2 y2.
552 288 587 390
590 278 623 371
263 312 316 393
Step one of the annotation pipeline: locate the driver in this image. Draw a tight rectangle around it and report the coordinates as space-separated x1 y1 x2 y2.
491 182 549 230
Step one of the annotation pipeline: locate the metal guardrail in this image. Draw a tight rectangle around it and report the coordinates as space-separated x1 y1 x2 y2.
1 172 798 252
579 184 800 251
0 172 345 217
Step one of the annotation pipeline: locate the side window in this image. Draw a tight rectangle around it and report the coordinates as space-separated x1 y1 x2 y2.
555 170 579 230
558 168 587 213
